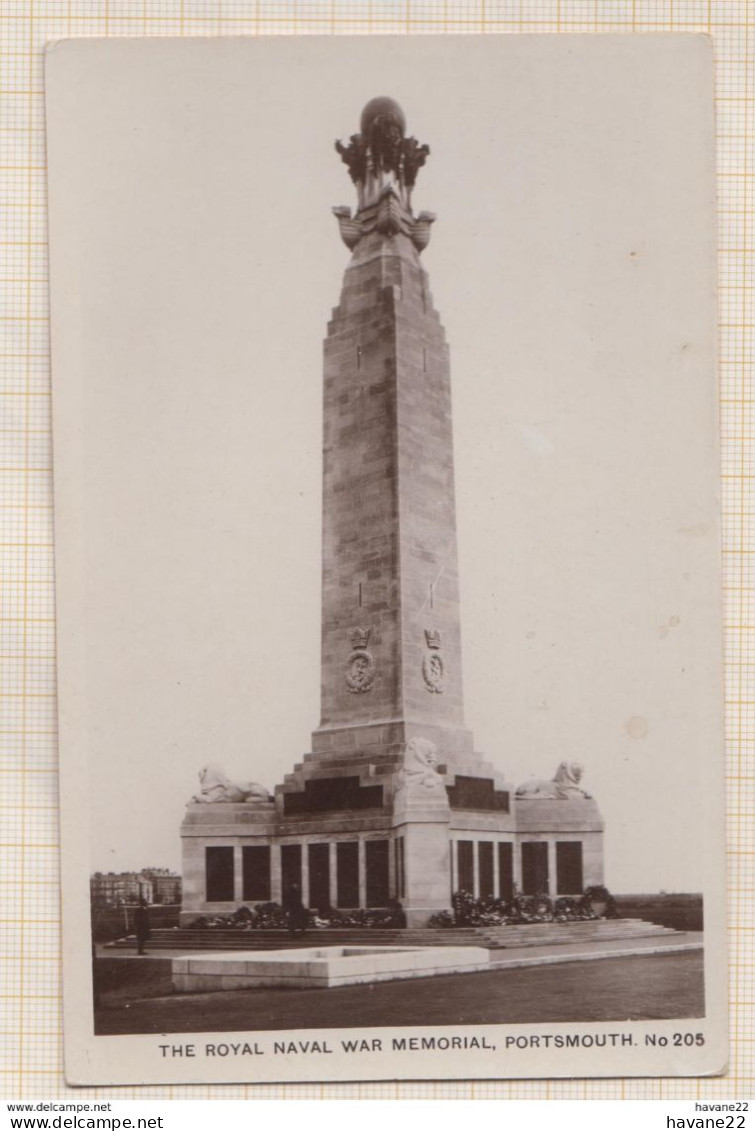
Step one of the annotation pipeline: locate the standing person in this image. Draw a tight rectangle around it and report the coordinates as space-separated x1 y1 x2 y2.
134 896 151 956
285 882 308 938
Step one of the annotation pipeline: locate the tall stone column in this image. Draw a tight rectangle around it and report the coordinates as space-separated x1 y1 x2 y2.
313 96 475 773
301 843 310 907
547 840 557 897
233 845 243 903
357 838 367 909
270 843 282 905
328 842 337 908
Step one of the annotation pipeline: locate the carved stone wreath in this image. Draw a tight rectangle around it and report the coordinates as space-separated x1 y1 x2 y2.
422 651 445 693
346 649 375 694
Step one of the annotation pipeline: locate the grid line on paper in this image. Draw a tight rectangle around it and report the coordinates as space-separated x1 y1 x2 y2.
1 0 753 1101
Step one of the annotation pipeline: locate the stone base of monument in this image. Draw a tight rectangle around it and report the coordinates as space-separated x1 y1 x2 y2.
172 945 490 992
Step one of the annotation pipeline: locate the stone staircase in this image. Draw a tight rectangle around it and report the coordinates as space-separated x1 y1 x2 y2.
107 927 480 951
475 918 682 949
106 918 682 953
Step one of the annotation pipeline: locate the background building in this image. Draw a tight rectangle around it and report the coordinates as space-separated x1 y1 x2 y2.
90 868 181 907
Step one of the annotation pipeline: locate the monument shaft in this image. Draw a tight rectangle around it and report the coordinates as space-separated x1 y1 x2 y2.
315 222 471 762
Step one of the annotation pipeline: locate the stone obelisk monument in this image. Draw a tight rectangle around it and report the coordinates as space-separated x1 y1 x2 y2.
180 98 604 927
317 96 473 767
313 97 474 924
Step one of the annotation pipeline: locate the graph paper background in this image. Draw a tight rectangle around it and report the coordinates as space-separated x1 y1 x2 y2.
0 0 752 1102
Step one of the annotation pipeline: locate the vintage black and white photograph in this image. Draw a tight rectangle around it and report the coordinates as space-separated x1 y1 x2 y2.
46 34 727 1084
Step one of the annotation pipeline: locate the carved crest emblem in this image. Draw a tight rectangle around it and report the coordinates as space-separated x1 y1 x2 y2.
346 650 376 694
422 650 445 693
424 628 441 650
346 626 375 693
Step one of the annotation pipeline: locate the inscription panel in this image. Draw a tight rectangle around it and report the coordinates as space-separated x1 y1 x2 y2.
308 842 331 910
447 776 510 812
283 776 384 815
521 841 549 896
498 841 514 900
556 841 584 894
205 846 234 903
365 839 390 907
478 841 494 899
242 845 271 903
281 843 303 907
457 839 474 892
336 841 359 908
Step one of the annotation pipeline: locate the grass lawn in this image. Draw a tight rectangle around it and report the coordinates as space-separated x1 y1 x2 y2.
94 951 704 1035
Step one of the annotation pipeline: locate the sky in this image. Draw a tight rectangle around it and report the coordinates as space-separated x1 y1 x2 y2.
48 34 722 893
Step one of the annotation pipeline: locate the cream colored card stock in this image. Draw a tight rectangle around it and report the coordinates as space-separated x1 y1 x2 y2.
46 35 726 1084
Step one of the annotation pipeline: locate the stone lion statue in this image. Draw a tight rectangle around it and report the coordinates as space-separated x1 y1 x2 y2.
191 764 271 805
515 761 592 800
395 737 445 794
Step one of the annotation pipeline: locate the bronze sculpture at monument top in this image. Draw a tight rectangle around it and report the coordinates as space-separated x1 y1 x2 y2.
334 95 435 250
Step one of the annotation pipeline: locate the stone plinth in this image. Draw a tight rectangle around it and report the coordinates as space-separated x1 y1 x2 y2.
514 798 604 834
172 945 490 992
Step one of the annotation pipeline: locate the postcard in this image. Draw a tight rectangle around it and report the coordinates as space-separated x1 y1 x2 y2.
46 33 726 1084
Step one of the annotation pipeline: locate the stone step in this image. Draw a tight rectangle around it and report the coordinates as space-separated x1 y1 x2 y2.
481 923 676 939
480 927 671 941
111 931 472 940
155 935 474 944
476 922 664 931
106 919 680 952
486 927 678 942
281 763 399 785
486 938 702 973
304 752 404 769
477 919 680 949
106 927 481 951
167 931 477 941
108 938 469 950
481 917 663 931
